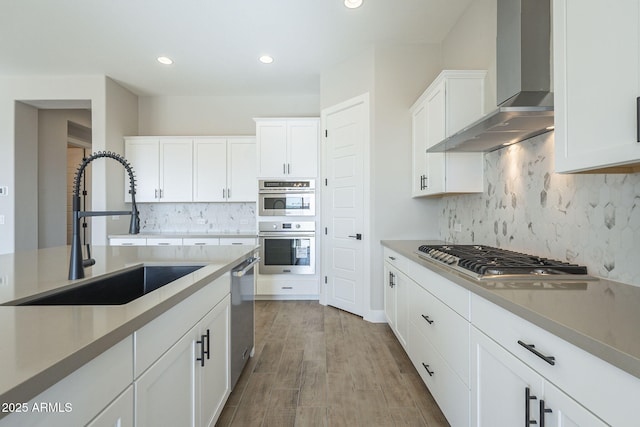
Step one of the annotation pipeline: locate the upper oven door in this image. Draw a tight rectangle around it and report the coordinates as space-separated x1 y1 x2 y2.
259 193 315 216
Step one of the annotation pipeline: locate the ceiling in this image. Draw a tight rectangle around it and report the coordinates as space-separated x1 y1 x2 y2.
0 0 473 97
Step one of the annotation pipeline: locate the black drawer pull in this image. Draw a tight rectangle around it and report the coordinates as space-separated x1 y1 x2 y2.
518 340 556 366
421 314 434 324
539 400 552 427
525 387 538 426
421 362 434 377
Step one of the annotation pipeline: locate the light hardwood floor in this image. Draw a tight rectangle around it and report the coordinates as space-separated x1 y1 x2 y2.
215 300 449 427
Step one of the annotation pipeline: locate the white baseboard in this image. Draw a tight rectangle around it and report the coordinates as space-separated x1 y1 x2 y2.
254 295 320 301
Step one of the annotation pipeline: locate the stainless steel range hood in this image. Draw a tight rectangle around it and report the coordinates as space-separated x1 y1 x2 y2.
428 0 553 153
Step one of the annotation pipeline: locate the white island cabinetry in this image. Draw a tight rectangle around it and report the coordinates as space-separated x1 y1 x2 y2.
554 0 640 173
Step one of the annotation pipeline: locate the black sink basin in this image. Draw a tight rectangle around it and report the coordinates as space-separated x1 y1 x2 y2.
9 265 204 306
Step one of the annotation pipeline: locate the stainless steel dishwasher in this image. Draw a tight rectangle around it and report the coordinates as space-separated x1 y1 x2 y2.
230 256 258 388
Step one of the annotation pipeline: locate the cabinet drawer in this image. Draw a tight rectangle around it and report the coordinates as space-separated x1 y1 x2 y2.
408 260 470 319
135 272 230 377
472 294 640 426
408 321 469 427
219 237 256 245
256 279 318 295
383 247 409 273
408 279 470 385
182 237 219 246
146 238 183 246
110 237 147 246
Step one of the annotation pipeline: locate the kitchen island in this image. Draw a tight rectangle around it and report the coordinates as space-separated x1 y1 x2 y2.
0 244 257 425
382 240 640 426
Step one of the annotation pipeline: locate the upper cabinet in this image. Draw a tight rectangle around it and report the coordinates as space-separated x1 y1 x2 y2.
255 118 319 178
554 0 640 173
411 70 486 197
125 136 256 203
193 137 257 202
125 137 193 203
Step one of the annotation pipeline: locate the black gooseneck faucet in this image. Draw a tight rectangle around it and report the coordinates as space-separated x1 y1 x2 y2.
69 151 140 280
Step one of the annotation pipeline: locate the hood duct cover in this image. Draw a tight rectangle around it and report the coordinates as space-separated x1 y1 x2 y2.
428 0 553 153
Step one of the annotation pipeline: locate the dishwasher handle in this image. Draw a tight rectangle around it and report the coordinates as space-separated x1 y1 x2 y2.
232 257 260 277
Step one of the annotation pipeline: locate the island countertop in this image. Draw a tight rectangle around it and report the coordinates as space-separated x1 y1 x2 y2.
0 244 257 407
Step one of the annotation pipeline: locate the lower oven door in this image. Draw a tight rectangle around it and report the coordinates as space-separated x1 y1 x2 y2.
259 233 315 274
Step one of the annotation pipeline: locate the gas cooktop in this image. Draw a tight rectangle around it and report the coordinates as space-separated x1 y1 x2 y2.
415 244 595 282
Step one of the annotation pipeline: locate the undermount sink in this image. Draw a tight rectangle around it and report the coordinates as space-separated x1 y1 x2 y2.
5 265 204 306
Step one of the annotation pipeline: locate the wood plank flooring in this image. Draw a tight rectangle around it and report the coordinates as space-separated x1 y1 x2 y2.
215 301 449 427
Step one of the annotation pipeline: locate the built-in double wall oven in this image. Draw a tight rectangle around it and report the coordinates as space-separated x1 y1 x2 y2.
258 179 316 275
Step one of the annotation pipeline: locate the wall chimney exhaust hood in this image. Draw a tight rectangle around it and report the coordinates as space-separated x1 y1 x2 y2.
428 0 553 153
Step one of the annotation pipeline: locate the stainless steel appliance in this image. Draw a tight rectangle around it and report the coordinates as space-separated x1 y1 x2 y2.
258 221 315 274
258 179 315 216
230 256 259 388
416 244 594 282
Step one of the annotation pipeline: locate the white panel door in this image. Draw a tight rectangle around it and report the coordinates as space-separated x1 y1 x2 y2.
193 138 227 202
160 138 193 202
543 382 607 427
227 138 257 202
323 99 365 316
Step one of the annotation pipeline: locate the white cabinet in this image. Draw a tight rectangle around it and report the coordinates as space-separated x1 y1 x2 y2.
193 137 257 202
146 237 183 246
383 249 408 349
109 237 147 246
411 70 486 197
136 322 199 427
86 386 134 427
255 118 319 178
219 237 256 245
554 0 640 173
198 294 231 427
183 237 220 246
136 295 230 427
470 327 606 427
125 137 193 202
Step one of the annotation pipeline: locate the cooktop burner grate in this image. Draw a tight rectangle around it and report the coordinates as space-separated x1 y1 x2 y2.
416 244 590 280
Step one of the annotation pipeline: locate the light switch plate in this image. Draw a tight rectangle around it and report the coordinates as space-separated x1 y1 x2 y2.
0 186 8 196
0 215 4 225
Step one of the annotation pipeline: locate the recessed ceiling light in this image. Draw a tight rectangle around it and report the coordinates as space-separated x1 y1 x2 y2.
344 0 363 8
259 55 274 64
157 56 174 65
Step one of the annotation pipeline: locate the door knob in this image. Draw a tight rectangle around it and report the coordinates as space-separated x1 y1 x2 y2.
348 233 362 240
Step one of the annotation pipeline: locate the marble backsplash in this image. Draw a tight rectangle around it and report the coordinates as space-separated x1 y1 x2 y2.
137 203 256 234
438 133 640 286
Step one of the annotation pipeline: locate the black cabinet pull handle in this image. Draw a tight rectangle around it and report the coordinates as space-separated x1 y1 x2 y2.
388 272 395 288
539 400 552 427
637 97 640 142
204 329 211 360
421 363 434 377
388 256 396 261
196 335 206 367
518 340 556 366
421 314 434 324
525 387 538 426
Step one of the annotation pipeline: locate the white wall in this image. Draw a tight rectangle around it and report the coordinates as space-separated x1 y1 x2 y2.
38 109 91 249
104 77 139 238
441 0 497 111
139 94 320 135
319 43 443 316
14 102 39 251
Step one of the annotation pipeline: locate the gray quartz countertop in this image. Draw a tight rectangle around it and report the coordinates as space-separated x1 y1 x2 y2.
382 240 640 380
0 244 257 407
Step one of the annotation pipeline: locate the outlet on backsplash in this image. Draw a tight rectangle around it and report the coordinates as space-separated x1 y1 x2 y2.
196 218 207 225
454 223 462 233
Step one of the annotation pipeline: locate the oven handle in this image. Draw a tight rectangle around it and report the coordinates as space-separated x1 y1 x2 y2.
258 232 316 238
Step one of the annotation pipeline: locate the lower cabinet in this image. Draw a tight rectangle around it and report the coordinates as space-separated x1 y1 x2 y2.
470 327 606 427
87 386 134 427
135 294 231 427
383 262 408 348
